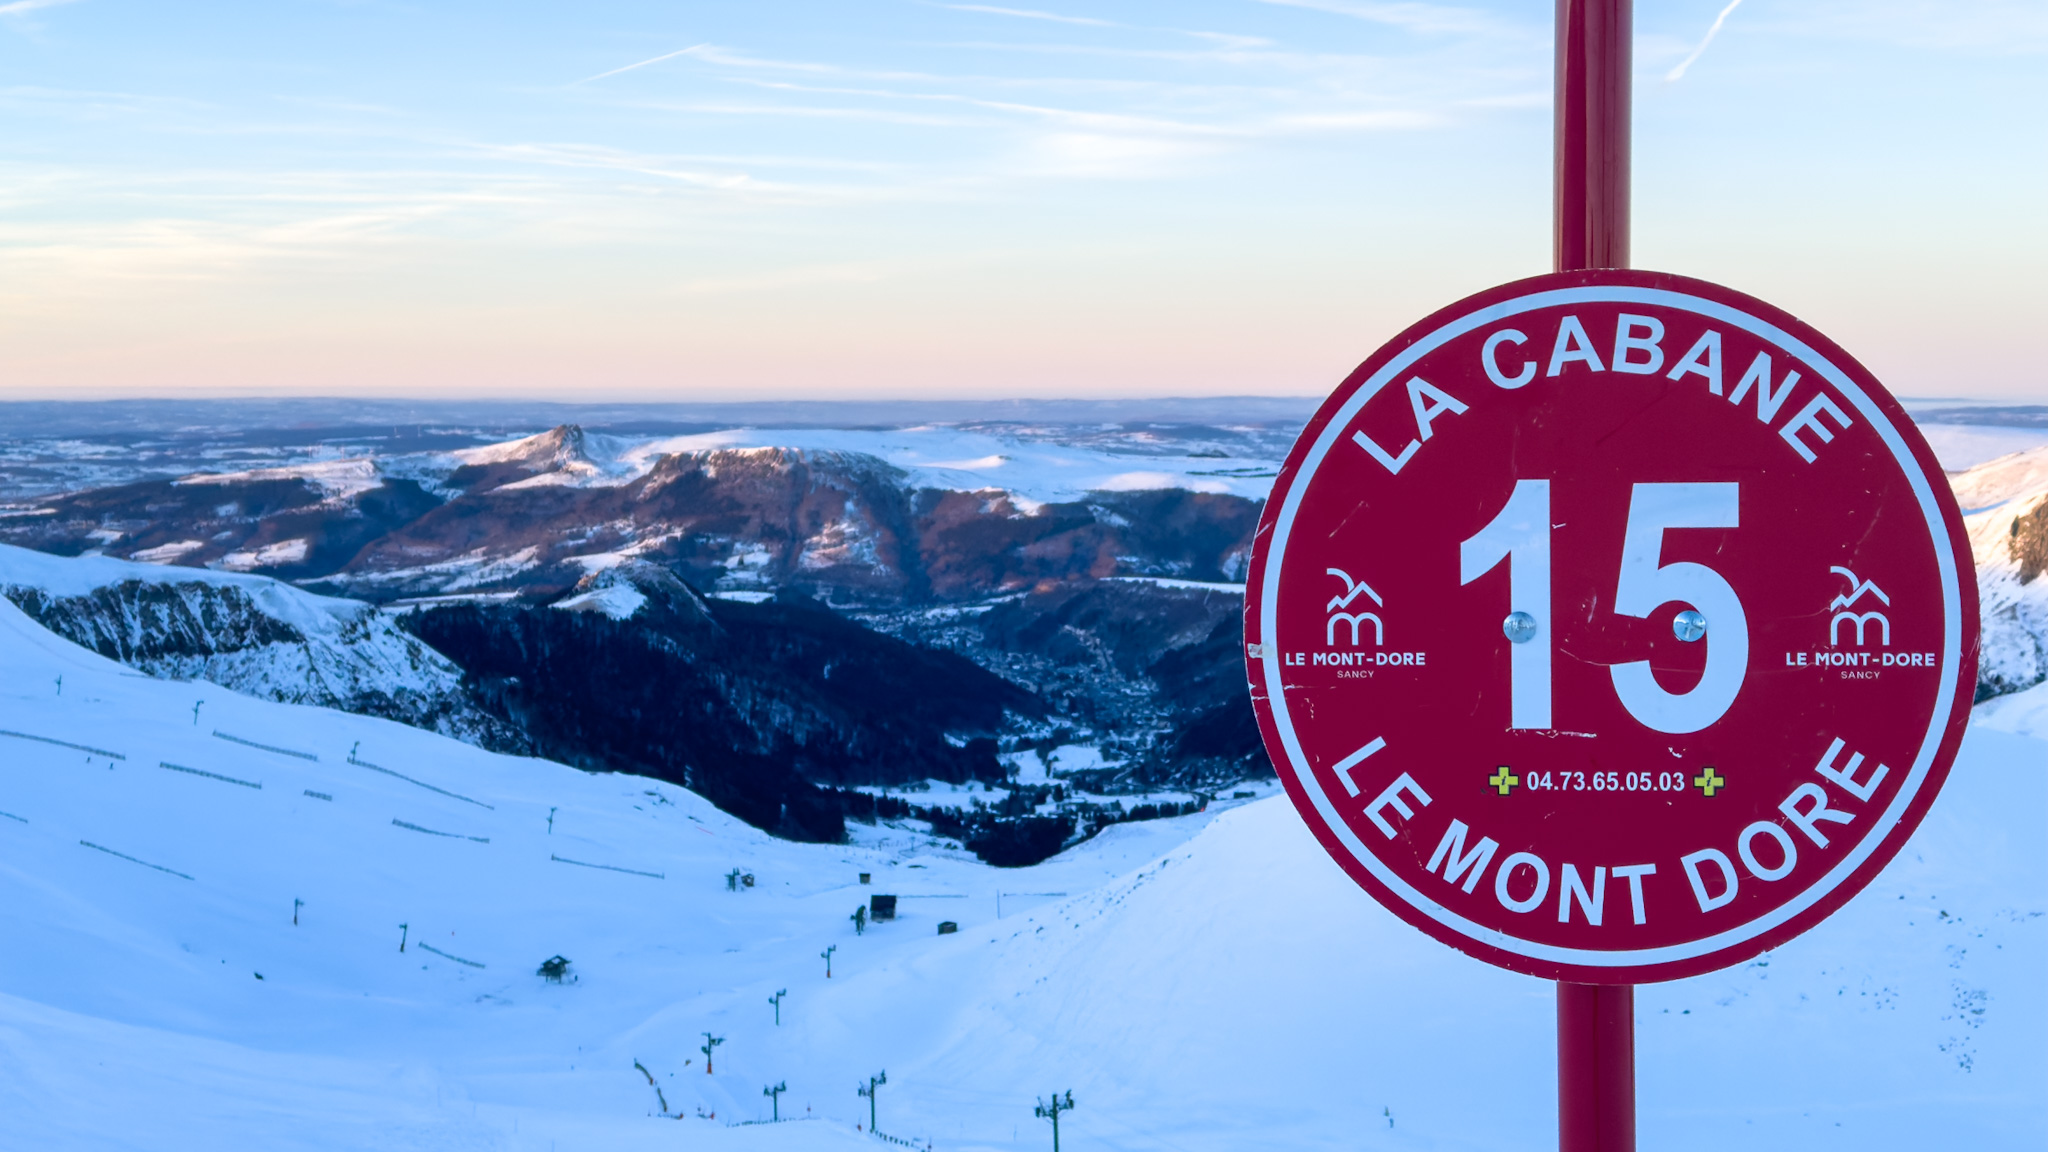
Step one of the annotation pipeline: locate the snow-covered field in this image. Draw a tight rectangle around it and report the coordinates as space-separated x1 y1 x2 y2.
1915 423 2048 472
599 426 1283 503
0 586 2039 1150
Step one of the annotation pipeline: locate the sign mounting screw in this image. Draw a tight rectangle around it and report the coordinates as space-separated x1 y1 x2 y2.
1672 610 1707 642
1503 611 1538 644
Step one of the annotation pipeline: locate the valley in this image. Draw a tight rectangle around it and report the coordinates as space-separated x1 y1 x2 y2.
6 403 2048 868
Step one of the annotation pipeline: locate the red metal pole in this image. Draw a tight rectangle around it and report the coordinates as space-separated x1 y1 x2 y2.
1555 2 1635 1150
1554 0 1632 272
1557 983 1635 1151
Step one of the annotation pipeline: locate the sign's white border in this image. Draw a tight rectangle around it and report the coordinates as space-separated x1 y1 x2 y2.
1257 285 1963 968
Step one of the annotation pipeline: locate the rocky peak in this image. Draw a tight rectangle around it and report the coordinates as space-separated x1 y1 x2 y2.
445 425 610 493
530 424 593 471
475 425 589 470
553 560 720 631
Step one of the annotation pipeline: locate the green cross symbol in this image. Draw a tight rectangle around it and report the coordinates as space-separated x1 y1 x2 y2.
1488 766 1518 796
1694 766 1726 797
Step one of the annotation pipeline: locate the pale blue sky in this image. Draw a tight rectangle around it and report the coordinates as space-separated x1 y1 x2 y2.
0 1 2041 400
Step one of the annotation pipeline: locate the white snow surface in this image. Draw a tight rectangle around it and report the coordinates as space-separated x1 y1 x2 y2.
218 537 311 572
551 583 649 621
173 458 384 502
1972 679 2048 741
1950 444 2048 515
0 598 2039 1149
0 543 383 636
617 427 1277 501
127 539 207 564
1106 576 1245 594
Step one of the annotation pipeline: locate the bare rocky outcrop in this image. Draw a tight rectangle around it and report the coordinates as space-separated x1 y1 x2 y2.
2009 499 2048 586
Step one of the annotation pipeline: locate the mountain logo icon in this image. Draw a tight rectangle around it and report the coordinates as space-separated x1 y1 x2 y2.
1325 568 1385 647
1828 565 1891 647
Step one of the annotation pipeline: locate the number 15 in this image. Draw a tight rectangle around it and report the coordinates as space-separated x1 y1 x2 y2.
1459 480 1748 734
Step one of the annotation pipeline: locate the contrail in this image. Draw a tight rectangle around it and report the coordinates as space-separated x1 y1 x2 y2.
1665 0 1745 82
572 43 708 86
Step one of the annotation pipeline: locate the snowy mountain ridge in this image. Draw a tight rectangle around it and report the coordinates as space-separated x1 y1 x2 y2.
383 422 1282 506
0 543 514 748
0 421 1271 605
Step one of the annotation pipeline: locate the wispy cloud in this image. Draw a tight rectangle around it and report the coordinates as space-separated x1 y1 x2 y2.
1665 0 1745 81
0 5 1537 290
0 0 82 15
704 72 1436 145
454 140 860 203
556 25 1514 194
1272 109 1437 130
935 3 1119 28
936 2 1285 52
572 43 710 86
1248 0 1518 38
582 42 947 85
1184 31 1276 50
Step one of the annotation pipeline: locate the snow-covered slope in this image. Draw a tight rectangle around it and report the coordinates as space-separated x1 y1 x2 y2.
1955 448 2048 698
1951 445 2048 515
0 544 510 748
0 598 2038 1150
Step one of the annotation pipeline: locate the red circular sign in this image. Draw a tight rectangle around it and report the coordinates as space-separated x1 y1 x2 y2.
1245 269 1977 983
